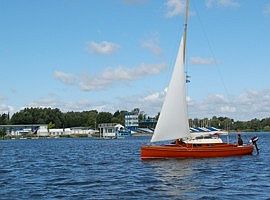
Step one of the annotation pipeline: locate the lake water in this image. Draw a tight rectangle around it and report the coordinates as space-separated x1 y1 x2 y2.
0 132 270 200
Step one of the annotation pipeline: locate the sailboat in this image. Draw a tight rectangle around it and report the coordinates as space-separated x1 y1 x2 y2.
140 0 255 160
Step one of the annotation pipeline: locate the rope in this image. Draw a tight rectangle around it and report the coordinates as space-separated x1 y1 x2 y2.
192 1 230 98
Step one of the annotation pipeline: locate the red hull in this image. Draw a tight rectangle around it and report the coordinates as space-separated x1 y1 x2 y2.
141 143 254 160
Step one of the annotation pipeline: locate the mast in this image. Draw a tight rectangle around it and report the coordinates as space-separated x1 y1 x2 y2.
183 0 189 64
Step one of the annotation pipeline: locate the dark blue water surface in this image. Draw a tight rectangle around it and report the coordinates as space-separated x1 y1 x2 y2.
1 132 270 200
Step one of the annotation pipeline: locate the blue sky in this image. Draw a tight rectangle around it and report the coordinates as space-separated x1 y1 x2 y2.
1 0 270 120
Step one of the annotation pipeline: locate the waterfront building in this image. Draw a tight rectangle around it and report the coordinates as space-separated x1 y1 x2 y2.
0 124 49 137
98 123 117 139
0 124 98 138
98 123 131 139
48 127 97 136
125 108 139 132
37 125 49 136
70 127 96 135
0 124 98 137
49 128 71 136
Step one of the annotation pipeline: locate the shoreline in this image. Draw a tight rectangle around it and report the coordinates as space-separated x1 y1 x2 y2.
1 131 268 141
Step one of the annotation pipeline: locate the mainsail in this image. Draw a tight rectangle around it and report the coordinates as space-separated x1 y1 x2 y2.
151 37 190 142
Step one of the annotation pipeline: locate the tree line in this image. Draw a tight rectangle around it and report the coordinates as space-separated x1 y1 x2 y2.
0 108 126 129
1 107 270 132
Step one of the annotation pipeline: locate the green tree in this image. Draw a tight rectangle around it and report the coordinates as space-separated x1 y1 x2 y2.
86 110 98 128
111 111 126 125
96 112 112 125
10 107 64 128
0 113 9 125
210 116 220 128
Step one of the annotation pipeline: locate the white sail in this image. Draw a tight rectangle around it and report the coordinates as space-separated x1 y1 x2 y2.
151 37 190 142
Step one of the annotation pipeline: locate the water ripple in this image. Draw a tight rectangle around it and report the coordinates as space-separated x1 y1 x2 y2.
1 133 270 199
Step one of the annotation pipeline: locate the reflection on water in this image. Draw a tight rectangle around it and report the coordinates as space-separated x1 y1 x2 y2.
144 159 195 197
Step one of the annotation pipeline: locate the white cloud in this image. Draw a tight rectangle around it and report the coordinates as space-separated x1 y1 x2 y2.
87 41 120 55
165 0 185 18
54 63 166 91
118 88 270 120
141 36 162 55
26 95 112 113
53 70 77 85
0 104 14 114
204 94 228 104
263 4 270 16
142 89 167 103
112 88 190 117
113 92 164 117
0 95 14 114
80 63 166 91
143 92 164 103
206 0 240 8
7 88 270 121
190 57 216 65
220 105 236 113
26 96 61 109
188 89 270 120
117 88 164 116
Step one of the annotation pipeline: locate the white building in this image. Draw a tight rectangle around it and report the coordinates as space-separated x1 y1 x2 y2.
48 127 96 136
98 123 131 139
49 128 71 136
70 127 96 135
37 125 49 137
125 108 139 131
0 124 49 137
0 124 97 138
98 123 117 138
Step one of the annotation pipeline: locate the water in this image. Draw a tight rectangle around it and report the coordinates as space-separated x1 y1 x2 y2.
0 133 269 200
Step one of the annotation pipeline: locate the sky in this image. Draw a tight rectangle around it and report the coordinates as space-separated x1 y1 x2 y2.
0 0 270 121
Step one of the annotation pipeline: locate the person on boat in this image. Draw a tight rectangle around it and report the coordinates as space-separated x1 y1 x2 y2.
237 134 243 146
175 138 185 146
